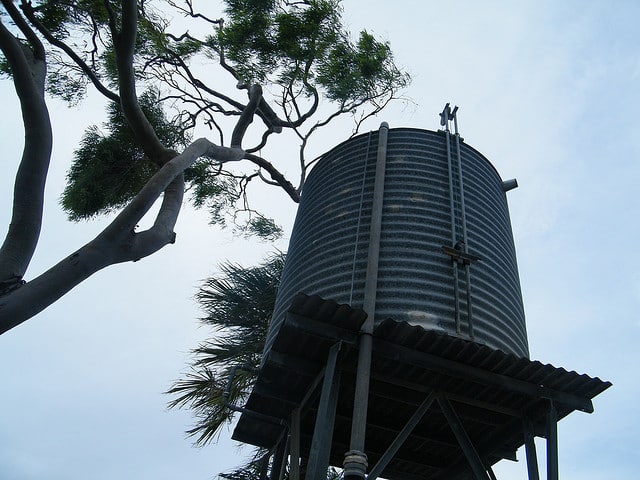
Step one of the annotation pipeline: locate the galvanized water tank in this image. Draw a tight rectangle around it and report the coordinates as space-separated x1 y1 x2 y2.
268 126 529 357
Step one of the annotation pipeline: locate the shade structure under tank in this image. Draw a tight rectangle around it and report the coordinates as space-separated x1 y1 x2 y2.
268 126 529 358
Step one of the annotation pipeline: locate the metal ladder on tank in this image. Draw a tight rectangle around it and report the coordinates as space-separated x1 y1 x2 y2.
440 103 479 339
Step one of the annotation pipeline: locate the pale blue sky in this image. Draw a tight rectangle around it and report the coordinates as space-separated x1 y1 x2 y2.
0 1 638 479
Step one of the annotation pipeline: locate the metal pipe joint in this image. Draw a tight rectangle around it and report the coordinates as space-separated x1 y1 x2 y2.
343 450 368 480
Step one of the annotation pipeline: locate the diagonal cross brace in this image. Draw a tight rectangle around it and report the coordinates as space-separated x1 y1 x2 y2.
437 394 491 480
367 390 437 480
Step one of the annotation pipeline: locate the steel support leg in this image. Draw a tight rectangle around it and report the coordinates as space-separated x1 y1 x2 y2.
270 436 287 480
523 418 540 480
438 394 491 480
547 402 559 480
259 451 271 480
306 342 342 480
290 408 301 480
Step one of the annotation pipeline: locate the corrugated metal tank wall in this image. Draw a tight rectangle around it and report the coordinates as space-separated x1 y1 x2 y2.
268 127 529 358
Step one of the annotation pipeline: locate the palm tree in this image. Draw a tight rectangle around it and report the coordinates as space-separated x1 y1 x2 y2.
167 253 285 447
169 253 345 480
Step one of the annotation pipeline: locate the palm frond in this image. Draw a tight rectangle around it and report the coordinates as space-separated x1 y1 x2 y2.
167 253 285 445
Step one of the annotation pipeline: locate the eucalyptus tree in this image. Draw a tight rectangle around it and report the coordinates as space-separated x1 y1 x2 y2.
0 0 408 334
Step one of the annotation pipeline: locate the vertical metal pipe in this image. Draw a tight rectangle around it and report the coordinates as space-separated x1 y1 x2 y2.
454 133 474 338
345 122 389 479
547 402 559 480
361 122 389 322
445 129 460 334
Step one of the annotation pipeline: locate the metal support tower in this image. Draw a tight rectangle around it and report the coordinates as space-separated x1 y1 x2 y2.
232 293 609 480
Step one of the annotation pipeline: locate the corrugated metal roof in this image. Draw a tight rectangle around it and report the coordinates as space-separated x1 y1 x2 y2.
233 294 611 480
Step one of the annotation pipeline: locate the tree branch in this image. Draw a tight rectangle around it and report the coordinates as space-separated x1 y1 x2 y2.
102 0 119 34
19 1 120 103
256 98 283 132
246 126 276 153
0 138 244 334
243 153 300 203
3 0 45 61
112 0 172 163
99 138 244 243
166 49 246 113
231 84 262 148
167 0 223 25
165 42 286 133
288 61 319 127
0 17 52 286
